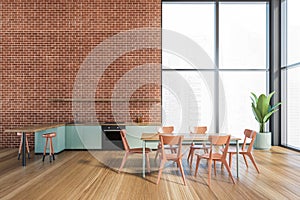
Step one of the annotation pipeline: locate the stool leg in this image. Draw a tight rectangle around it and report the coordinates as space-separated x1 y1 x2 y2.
18 136 22 160
50 138 55 161
43 138 48 162
49 138 52 163
25 136 30 159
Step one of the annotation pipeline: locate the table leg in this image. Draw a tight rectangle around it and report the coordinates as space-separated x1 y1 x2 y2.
142 140 146 178
22 132 26 166
236 140 239 178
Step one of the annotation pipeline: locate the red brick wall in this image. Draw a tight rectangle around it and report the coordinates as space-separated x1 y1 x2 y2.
0 0 161 148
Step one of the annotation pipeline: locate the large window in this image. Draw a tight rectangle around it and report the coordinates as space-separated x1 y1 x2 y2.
219 3 267 69
162 1 269 136
162 3 215 69
281 0 300 149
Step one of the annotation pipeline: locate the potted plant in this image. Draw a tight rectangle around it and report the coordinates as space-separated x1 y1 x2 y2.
251 91 281 150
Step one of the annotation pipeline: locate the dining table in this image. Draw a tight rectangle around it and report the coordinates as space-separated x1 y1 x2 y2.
140 133 242 178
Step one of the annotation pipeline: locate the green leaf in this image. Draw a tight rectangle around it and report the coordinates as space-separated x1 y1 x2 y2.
257 94 269 119
250 97 256 105
266 91 275 105
251 92 258 103
263 109 279 123
252 103 262 123
271 102 282 111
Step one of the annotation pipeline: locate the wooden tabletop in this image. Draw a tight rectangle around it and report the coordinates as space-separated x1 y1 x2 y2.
141 133 241 141
4 123 65 133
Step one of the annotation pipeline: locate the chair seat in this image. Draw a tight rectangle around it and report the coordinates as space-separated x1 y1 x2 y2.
226 147 248 154
196 152 223 160
228 149 247 154
129 148 151 154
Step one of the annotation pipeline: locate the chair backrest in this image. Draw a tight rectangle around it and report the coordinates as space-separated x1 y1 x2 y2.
159 134 183 159
161 126 174 134
242 129 257 152
120 129 130 152
208 135 231 159
193 126 207 134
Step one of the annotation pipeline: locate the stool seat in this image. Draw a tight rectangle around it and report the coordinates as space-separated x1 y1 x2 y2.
42 133 56 138
42 132 56 162
17 132 31 136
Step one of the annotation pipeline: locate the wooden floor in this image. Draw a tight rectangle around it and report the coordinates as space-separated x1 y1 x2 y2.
1 146 300 200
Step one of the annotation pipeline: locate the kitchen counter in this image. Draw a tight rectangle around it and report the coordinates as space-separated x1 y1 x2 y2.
66 122 161 126
6 122 160 153
5 123 65 133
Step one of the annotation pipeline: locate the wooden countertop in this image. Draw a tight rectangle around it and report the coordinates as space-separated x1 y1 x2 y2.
4 122 161 133
66 122 161 126
4 123 65 133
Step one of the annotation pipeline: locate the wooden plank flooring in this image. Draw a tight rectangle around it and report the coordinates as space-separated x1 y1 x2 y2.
0 146 300 200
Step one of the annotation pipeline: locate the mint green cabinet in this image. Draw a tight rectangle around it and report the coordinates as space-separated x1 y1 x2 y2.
34 125 158 152
65 126 102 149
126 126 158 149
35 126 65 153
65 126 84 149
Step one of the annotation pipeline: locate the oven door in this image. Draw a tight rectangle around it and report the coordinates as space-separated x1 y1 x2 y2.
101 130 124 150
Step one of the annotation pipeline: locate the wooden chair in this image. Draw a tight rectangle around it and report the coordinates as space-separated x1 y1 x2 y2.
157 134 186 186
119 129 151 173
154 126 176 161
17 132 30 160
42 132 56 162
195 135 235 187
187 126 208 166
228 129 260 173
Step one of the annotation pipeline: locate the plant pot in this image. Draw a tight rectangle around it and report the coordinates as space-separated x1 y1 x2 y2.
254 132 271 150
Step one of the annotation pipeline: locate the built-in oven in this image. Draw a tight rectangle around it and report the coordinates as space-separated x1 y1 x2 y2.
101 122 125 150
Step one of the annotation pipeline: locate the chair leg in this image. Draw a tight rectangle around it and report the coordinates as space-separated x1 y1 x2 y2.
18 137 22 160
146 153 151 173
170 145 176 153
118 152 129 173
207 159 212 187
154 149 160 162
178 159 186 186
248 153 260 173
187 147 192 162
213 160 216 176
156 159 166 185
242 154 248 168
189 149 195 167
43 138 48 162
203 144 209 154
194 156 201 177
25 136 30 159
229 152 233 168
222 160 235 184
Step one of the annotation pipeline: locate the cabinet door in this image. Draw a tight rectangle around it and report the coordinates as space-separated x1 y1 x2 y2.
126 126 158 149
65 126 84 149
65 126 102 149
81 126 102 149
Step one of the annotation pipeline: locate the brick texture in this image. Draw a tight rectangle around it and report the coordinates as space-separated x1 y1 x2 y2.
0 0 162 148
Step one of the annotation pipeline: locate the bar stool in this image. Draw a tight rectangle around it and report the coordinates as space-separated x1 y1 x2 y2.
42 132 56 162
17 132 30 160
